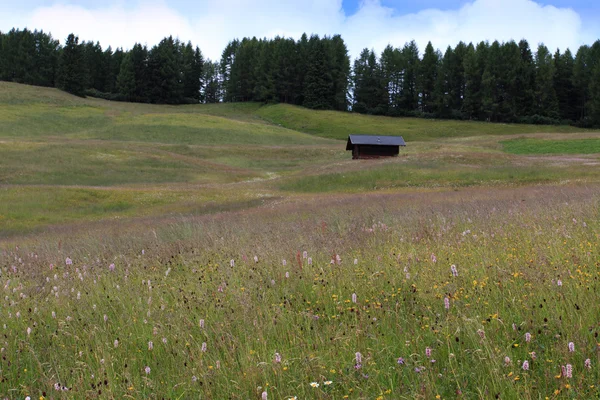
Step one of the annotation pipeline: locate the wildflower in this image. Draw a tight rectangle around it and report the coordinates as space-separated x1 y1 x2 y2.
192 375 198 382
354 258 358 265
310 382 319 388
355 352 362 364
282 259 286 266
504 356 511 366
431 254 437 263
566 364 573 378
415 367 424 373
568 342 575 352
557 279 563 286
199 319 205 328
308 257 312 265
65 257 72 265
162 337 167 344
142 249 145 255
426 347 432 358
477 329 485 339
585 359 592 369
512 323 517 331
451 264 458 276
285 272 289 279
335 254 341 264
144 366 151 375
324 380 332 385
262 391 268 400
274 352 281 363
148 341 153 350
100 358 105 364
522 360 529 371
27 327 31 336
202 342 207 352
254 256 259 263
352 293 357 303
230 259 235 267
562 365 567 377
430 359 436 363
104 314 108 323
303 251 308 259
397 357 405 365
216 360 220 369
525 332 531 342
530 351 537 360
109 263 115 272
114 339 119 348
444 297 450 310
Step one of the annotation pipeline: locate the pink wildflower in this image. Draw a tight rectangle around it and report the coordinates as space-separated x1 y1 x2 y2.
565 364 572 378
568 342 575 352
431 254 437 263
145 366 151 375
65 257 72 265
585 359 591 369
525 332 531 342
202 342 207 352
425 347 432 358
522 360 529 371
274 352 281 363
504 356 511 366
108 263 115 272
262 391 268 400
148 341 153 350
352 293 357 303
444 297 450 310
450 264 458 276
199 319 205 328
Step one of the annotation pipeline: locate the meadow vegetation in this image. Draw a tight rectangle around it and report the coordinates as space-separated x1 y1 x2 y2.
1 82 600 398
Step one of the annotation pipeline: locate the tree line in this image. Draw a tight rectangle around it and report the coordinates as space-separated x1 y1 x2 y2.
1 27 599 126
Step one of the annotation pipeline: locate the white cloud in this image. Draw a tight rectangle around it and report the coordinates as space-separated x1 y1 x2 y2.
1 0 597 60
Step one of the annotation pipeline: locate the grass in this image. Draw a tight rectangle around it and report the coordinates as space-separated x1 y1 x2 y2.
1 185 599 399
2 81 600 398
502 138 600 154
256 103 587 141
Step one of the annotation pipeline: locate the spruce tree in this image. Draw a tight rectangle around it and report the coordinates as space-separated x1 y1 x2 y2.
418 42 439 114
534 44 559 120
303 35 333 110
116 52 136 100
57 33 86 96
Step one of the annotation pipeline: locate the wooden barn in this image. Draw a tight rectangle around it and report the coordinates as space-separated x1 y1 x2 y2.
346 135 406 159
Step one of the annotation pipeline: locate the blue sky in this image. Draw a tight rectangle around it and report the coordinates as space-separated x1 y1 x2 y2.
1 0 598 60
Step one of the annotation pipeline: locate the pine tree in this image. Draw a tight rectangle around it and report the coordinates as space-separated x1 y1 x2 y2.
57 33 86 96
514 40 536 118
303 35 333 110
116 52 136 100
418 42 439 114
400 40 419 112
573 45 591 122
203 60 221 103
553 49 576 121
534 44 559 120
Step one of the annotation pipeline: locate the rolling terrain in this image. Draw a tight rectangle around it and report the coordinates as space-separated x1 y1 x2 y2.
1 82 600 399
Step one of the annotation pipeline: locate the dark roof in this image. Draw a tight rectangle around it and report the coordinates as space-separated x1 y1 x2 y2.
346 135 406 150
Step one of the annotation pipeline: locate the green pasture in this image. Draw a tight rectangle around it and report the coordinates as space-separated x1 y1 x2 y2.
502 137 600 154
0 81 599 235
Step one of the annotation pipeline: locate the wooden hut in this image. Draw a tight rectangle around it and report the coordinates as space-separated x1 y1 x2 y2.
346 135 406 159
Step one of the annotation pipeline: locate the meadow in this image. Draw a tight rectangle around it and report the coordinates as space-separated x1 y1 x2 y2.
1 82 600 399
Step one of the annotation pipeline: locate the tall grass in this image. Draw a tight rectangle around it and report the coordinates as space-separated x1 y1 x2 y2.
1 185 599 399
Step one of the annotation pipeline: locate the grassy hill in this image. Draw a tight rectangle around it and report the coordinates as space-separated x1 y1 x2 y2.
2 82 600 399
0 81 599 235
